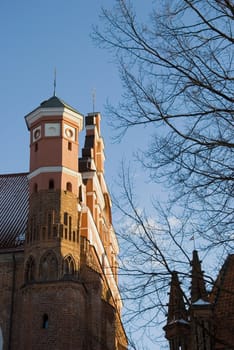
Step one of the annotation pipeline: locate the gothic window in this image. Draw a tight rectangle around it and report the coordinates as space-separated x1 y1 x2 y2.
42 314 49 329
40 251 58 281
25 255 36 283
62 255 75 277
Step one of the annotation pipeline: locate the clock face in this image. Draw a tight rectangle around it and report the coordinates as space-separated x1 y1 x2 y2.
64 124 75 141
32 126 41 142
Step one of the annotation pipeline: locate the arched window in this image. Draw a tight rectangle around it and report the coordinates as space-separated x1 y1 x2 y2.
66 182 72 192
42 314 49 329
40 251 58 281
49 179 54 190
63 255 75 277
25 256 36 283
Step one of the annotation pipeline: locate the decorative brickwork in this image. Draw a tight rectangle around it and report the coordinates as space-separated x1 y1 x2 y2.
0 96 127 350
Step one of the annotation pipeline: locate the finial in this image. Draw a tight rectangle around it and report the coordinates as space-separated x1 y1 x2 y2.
92 88 96 113
53 68 57 96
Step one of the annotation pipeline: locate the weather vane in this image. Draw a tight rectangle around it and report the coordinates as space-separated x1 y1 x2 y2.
53 68 57 96
92 88 96 113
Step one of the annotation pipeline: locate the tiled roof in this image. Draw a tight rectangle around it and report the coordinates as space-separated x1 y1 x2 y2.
0 173 29 249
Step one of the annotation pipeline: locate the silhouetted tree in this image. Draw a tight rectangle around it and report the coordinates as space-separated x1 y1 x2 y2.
94 0 234 348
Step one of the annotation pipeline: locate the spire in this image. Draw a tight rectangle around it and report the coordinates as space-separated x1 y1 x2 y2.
191 250 208 303
167 271 188 323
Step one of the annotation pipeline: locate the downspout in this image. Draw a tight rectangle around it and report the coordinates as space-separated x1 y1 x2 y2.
8 254 16 350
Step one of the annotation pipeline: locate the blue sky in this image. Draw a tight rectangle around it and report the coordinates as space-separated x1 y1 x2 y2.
0 0 158 197
0 1 161 347
0 0 120 173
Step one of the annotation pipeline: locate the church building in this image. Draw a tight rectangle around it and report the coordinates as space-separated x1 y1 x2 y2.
0 96 128 350
164 250 234 350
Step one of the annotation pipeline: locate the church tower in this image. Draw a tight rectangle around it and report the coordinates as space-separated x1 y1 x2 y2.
14 96 127 350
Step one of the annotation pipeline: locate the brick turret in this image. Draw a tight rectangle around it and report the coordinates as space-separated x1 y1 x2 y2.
14 97 128 350
164 272 190 350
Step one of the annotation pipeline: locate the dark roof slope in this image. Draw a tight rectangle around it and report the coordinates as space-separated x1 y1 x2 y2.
0 173 28 250
24 96 83 120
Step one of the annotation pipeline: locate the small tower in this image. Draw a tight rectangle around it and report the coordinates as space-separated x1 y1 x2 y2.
24 96 84 278
17 96 127 350
164 272 190 350
20 96 85 349
190 250 213 350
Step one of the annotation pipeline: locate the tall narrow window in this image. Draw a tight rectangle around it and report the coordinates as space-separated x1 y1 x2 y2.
69 216 72 240
34 183 38 193
42 314 49 329
68 141 72 150
35 143 38 152
63 255 75 277
48 213 52 238
25 256 36 283
64 212 68 225
49 179 54 190
66 182 72 192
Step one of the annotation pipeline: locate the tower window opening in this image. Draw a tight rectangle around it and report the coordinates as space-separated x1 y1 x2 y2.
64 212 68 225
69 216 72 240
53 225 57 237
49 179 54 190
68 141 72 150
66 182 72 192
35 143 38 152
34 183 38 193
42 314 49 329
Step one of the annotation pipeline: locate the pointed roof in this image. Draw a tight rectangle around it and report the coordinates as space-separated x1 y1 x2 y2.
24 96 83 130
191 250 208 303
167 271 188 324
39 96 82 114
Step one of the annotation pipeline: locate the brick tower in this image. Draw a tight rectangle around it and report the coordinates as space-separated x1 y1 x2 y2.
12 95 128 350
